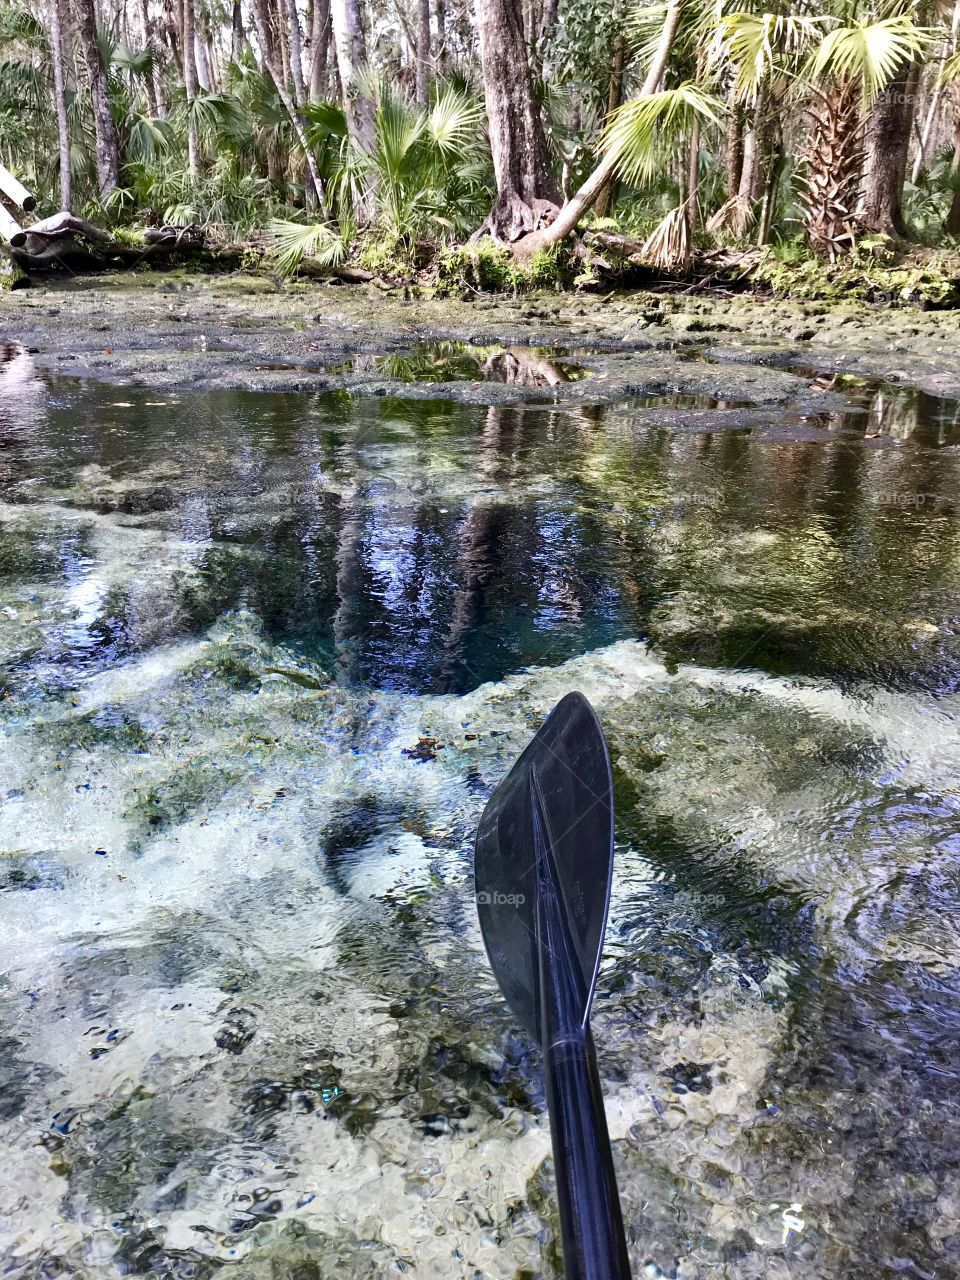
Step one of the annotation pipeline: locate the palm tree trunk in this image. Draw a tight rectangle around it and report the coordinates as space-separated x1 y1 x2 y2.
725 84 742 200
860 61 920 239
475 0 559 241
416 0 431 104
49 0 71 210
75 0 121 198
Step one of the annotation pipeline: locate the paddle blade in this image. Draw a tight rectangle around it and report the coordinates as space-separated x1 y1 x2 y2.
474 691 615 1042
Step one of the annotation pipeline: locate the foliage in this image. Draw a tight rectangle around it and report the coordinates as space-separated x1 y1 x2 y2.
601 84 723 186
436 242 525 294
266 219 346 278
753 240 960 306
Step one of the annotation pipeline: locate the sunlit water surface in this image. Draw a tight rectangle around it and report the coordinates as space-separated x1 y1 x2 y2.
3 344 960 1279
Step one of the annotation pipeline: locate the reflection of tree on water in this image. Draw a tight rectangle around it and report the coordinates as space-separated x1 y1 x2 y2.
0 342 45 435
480 347 570 387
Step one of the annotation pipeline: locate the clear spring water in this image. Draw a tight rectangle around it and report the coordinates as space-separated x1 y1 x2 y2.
3 343 960 1279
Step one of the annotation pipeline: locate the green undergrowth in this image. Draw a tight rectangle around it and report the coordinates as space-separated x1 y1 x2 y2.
435 241 574 297
753 239 960 308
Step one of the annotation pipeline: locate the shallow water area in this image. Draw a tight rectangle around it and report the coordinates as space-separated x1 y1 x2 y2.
3 340 960 1279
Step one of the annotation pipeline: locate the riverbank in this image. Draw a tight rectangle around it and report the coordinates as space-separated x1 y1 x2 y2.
4 273 960 401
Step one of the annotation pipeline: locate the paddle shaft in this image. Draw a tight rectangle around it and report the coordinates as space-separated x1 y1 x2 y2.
534 782 631 1280
544 1028 632 1280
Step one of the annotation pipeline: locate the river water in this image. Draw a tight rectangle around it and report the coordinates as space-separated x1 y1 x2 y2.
2 342 960 1279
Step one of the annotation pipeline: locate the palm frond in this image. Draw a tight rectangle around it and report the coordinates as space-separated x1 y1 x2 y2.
601 83 723 185
425 86 484 159
267 218 346 278
127 114 175 164
714 12 827 101
809 15 930 106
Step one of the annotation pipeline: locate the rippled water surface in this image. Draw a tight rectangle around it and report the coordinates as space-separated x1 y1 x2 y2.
3 343 960 1279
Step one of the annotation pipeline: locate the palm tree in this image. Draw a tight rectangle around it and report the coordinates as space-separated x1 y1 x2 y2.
801 15 929 254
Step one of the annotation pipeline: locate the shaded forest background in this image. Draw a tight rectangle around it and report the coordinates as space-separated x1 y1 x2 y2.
3 0 960 286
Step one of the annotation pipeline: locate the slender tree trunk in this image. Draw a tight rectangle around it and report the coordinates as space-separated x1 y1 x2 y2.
330 0 376 159
518 0 681 254
181 0 199 173
75 0 121 197
275 0 292 91
49 0 72 210
250 0 324 204
860 62 920 239
725 83 742 200
434 0 447 74
945 84 960 233
594 34 626 219
416 0 431 104
912 70 944 184
194 17 212 90
475 0 558 241
285 0 307 106
138 0 161 113
231 0 245 59
308 0 330 100
687 116 700 239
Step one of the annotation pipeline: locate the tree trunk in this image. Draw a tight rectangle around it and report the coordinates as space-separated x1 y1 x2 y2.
139 0 162 113
687 115 700 239
724 84 742 200
513 0 681 254
946 84 960 234
250 0 324 205
434 0 447 74
308 0 330 100
285 0 307 106
181 0 200 173
231 0 245 59
49 0 72 210
912 67 944 184
330 0 376 164
416 0 431 105
860 62 920 239
475 0 558 241
594 34 626 220
737 100 763 204
75 0 121 198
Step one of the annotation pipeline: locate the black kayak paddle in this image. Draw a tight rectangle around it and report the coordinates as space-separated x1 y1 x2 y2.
474 690 631 1280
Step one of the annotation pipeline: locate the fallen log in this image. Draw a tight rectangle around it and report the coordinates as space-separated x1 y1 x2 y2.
0 162 34 212
9 211 113 248
0 202 22 244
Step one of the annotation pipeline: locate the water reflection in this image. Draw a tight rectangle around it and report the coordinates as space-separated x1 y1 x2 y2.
3 372 960 696
2 364 960 1279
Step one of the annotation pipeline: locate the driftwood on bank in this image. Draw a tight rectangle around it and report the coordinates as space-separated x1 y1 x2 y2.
9 211 113 249
0 163 34 213
8 216 209 277
0 202 22 244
